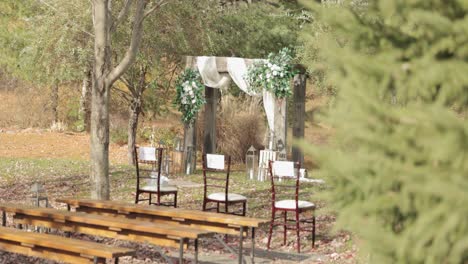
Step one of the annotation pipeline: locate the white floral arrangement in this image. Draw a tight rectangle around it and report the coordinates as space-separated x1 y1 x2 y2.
245 47 297 98
174 69 206 124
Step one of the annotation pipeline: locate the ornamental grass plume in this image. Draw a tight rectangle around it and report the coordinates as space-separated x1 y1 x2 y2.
196 96 265 163
299 0 468 263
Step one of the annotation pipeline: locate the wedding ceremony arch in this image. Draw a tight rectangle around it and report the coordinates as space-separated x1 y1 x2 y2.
181 55 307 173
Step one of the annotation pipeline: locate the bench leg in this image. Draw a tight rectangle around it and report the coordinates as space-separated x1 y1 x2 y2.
2 211 6 227
251 227 255 264
194 238 198 264
238 226 244 264
93 257 98 264
179 238 184 264
312 215 316 248
114 257 119 264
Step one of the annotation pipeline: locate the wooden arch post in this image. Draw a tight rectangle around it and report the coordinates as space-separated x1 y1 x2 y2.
292 65 307 164
204 87 219 154
183 56 197 174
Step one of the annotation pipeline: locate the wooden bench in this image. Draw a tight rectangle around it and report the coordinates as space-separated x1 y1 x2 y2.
0 226 134 264
0 203 213 263
56 198 270 264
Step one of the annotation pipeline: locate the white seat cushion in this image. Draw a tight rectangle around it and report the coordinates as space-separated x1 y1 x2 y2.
141 185 177 192
207 192 247 202
275 200 315 209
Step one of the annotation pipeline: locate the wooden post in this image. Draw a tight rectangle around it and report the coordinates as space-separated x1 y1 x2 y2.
274 99 287 154
183 56 197 174
183 121 197 174
292 66 306 164
204 86 218 154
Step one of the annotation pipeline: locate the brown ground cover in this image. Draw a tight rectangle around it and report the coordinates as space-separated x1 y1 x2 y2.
0 131 128 164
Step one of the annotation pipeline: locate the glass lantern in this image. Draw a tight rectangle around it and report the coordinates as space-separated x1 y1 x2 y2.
31 182 48 207
174 136 183 152
266 131 276 150
149 133 155 147
172 135 184 175
276 138 285 152
162 152 172 176
278 148 287 161
185 146 194 175
246 145 258 180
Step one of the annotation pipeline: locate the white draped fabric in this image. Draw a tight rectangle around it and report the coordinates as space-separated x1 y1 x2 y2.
196 56 278 134
197 56 231 89
226 57 260 96
262 91 276 134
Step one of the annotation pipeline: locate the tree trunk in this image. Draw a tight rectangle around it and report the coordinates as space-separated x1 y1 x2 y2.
91 0 111 200
126 68 146 166
51 82 59 124
79 70 92 132
90 76 110 199
127 98 141 165
90 0 157 200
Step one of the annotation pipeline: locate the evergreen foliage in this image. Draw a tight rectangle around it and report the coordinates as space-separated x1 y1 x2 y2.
299 0 468 263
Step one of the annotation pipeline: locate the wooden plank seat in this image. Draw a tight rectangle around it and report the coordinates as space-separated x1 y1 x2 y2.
56 198 270 264
0 226 134 264
0 203 213 263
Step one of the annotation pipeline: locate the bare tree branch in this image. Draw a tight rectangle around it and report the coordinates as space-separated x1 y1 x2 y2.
106 0 147 86
120 76 131 88
120 76 138 97
111 0 133 32
143 0 168 19
111 85 131 102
